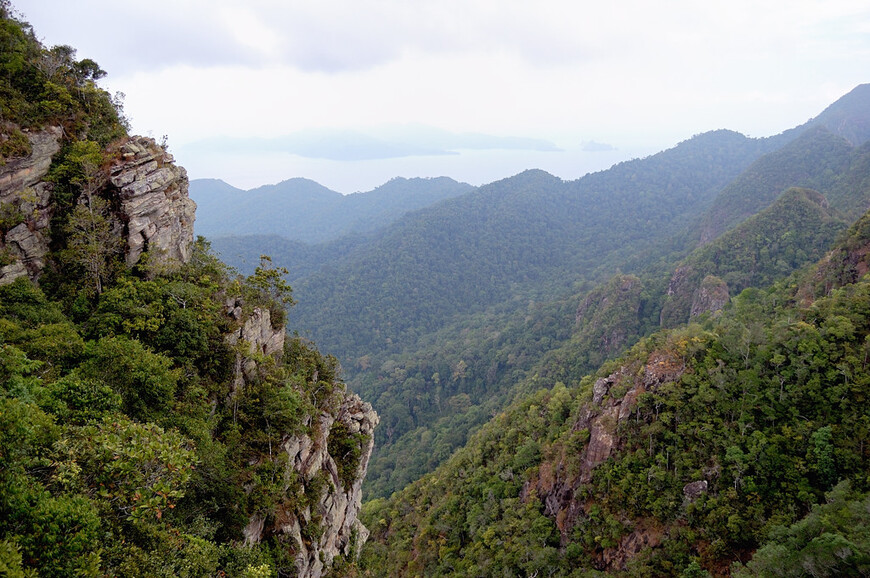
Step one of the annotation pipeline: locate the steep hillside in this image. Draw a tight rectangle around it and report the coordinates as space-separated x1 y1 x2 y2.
661 186 847 327
191 175 473 244
361 208 870 577
0 8 376 577
357 111 870 499
696 87 870 246
695 127 853 244
359 183 848 499
777 83 870 147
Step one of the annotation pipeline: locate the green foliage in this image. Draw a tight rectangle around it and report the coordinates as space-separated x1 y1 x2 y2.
42 373 121 423
0 539 32 578
76 336 179 421
0 12 374 577
661 186 846 327
243 254 295 326
361 209 870 575
0 7 126 141
61 417 196 522
734 481 870 577
292 131 771 363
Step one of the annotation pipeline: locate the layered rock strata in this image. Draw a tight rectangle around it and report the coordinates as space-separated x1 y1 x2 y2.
1 132 196 284
0 127 61 284
109 137 195 266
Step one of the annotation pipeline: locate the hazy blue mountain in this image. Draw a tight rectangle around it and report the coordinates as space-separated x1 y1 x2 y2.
777 82 870 146
190 176 473 243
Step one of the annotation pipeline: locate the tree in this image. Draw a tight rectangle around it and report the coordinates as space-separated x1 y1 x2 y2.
63 159 120 295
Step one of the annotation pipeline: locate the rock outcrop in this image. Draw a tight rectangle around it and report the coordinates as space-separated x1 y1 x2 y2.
226 303 379 577
109 136 195 266
1 131 196 285
278 395 379 578
528 348 687 570
0 126 61 285
239 390 379 578
225 300 286 394
689 274 729 319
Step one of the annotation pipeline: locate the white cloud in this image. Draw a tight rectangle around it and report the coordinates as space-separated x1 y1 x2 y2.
11 0 870 190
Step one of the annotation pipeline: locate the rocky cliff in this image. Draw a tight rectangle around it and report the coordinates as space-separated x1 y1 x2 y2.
109 136 195 266
277 395 378 577
1 123 378 576
526 347 690 571
228 301 378 577
0 126 62 283
0 131 195 285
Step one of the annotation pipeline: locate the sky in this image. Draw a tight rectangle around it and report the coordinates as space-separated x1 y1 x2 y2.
12 0 870 193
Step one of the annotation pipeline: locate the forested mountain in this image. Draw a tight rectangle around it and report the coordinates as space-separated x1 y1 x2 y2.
695 127 858 244
7 2 870 575
359 204 870 577
358 179 854 499
291 130 775 361
271 89 870 502
191 175 473 243
210 233 371 281
777 83 870 147
660 186 848 327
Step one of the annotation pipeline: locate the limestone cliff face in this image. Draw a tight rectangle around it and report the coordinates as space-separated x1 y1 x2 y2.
0 126 62 284
109 136 195 266
0 132 195 285
277 395 378 578
228 304 379 577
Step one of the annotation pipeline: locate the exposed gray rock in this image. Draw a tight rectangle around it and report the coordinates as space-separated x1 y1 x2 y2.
109 136 195 267
3 222 49 279
274 394 378 578
0 126 62 197
0 127 61 285
690 275 730 319
224 300 286 394
683 480 708 502
1 131 197 285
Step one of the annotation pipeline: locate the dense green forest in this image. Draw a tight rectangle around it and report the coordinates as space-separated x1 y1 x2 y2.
358 177 854 499
359 209 870 576
7 1 870 575
195 83 870 505
290 131 774 362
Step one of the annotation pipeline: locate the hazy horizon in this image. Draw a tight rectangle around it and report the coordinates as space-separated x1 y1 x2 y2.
13 0 870 192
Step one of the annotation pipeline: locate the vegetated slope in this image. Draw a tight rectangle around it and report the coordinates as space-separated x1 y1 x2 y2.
358 177 853 499
210 233 371 281
336 88 870 501
0 8 376 577
777 82 870 147
697 87 870 245
292 130 773 362
190 175 473 243
360 207 870 577
660 186 848 327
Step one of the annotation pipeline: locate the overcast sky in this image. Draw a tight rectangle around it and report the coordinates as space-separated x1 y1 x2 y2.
12 0 870 192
